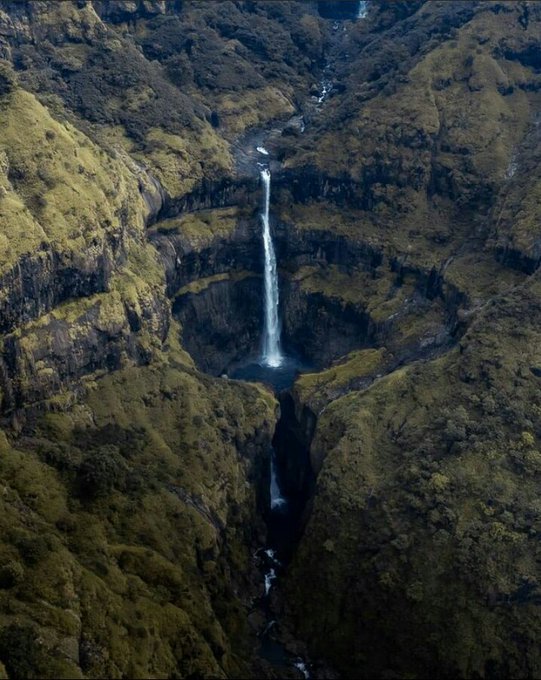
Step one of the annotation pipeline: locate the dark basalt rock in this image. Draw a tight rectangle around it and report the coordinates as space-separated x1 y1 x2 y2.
0 289 169 416
94 0 183 25
497 41 541 71
150 215 262 298
495 244 541 276
275 167 366 208
170 205 465 378
281 285 376 368
173 275 263 375
162 176 258 218
274 220 383 272
0 241 119 337
140 173 167 225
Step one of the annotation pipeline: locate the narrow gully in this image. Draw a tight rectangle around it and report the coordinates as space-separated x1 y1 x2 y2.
254 379 316 679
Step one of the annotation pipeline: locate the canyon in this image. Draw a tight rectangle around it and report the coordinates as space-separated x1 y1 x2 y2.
0 1 540 679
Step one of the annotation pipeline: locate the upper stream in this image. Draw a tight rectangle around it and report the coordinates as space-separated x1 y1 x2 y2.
228 10 369 675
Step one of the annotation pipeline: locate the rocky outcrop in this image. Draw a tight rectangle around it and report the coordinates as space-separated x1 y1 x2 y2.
163 177 259 219
150 212 261 298
317 1 361 21
174 274 262 374
281 283 376 367
285 278 541 679
0 355 278 679
2 2 541 679
170 205 465 378
0 281 169 417
274 218 383 271
0 82 172 418
275 167 367 209
93 0 181 24
0 244 114 336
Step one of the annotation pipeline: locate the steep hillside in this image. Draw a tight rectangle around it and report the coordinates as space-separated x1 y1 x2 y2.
280 2 541 678
0 2 309 677
288 275 541 678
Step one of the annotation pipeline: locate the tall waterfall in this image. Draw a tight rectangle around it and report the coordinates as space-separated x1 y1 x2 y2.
260 169 283 368
357 1 368 18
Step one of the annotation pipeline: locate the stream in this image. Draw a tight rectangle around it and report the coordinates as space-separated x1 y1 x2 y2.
227 9 370 676
230 157 314 677
240 360 314 680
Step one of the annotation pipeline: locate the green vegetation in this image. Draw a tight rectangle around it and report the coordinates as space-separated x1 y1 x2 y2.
152 207 239 248
287 276 541 678
176 271 255 298
294 348 387 412
0 9 285 673
214 87 295 135
287 265 417 321
0 88 146 271
2 1 541 678
132 127 231 198
4 0 327 200
0 354 276 678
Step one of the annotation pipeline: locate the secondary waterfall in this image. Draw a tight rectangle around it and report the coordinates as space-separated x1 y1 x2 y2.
260 169 283 368
270 450 286 510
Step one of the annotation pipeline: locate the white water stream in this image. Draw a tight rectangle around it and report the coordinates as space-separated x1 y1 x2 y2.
255 155 310 680
260 169 284 368
270 450 287 511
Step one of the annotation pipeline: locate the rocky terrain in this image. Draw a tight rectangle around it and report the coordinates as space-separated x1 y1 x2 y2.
0 1 540 678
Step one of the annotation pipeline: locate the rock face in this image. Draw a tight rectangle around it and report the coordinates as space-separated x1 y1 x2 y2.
286 280 541 679
277 3 541 678
172 207 464 379
149 208 261 298
0 3 306 677
0 83 171 419
0 356 277 679
174 274 263 374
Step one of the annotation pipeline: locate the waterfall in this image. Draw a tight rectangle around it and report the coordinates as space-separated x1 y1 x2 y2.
264 568 277 596
358 1 368 18
260 169 283 368
270 449 286 510
294 660 310 679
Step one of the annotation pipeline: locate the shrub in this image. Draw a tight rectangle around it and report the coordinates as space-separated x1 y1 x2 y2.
13 534 50 566
0 61 16 96
78 444 128 497
0 624 40 679
0 561 24 588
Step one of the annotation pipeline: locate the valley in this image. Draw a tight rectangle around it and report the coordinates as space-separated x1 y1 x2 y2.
0 1 541 679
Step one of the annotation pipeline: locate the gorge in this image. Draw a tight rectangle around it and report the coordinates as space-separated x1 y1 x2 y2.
0 2 541 679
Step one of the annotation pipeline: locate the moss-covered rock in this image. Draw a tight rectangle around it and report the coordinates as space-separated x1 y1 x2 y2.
287 276 541 678
0 351 276 678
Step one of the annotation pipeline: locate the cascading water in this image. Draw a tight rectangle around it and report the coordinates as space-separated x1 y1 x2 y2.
231 149 314 680
260 169 284 368
357 1 368 18
270 450 286 510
